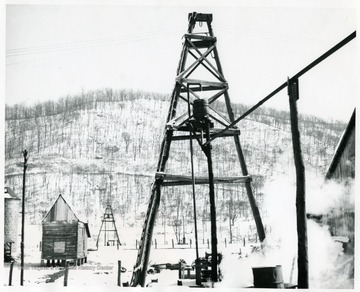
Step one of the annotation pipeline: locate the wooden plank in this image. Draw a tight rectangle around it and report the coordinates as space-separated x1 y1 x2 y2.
171 130 238 141
176 45 216 81
77 223 88 258
155 172 251 186
177 78 228 89
188 13 213 23
288 78 308 289
186 40 216 49
184 34 215 41
172 126 239 140
205 31 357 146
180 85 226 93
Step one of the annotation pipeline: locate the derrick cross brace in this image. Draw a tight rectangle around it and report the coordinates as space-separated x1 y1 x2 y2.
130 12 265 287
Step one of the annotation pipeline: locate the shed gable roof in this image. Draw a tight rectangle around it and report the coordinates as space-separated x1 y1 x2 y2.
325 109 355 180
43 194 79 223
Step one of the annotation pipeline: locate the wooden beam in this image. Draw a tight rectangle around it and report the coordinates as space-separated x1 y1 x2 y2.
186 39 216 49
186 40 226 82
180 85 226 92
177 78 228 89
208 88 228 104
187 49 223 81
188 13 213 23
176 45 215 80
155 172 251 186
184 34 215 40
171 131 239 141
205 31 356 146
288 78 308 289
173 125 239 134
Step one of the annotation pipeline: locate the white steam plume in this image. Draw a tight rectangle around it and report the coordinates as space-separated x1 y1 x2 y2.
217 167 354 288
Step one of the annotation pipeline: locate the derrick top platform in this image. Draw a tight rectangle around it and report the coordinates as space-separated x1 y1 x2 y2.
188 12 213 23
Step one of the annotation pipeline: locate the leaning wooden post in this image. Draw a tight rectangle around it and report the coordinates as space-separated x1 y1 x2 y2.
288 77 309 288
117 260 122 286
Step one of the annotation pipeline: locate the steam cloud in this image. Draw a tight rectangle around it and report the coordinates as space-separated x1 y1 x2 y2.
217 167 354 289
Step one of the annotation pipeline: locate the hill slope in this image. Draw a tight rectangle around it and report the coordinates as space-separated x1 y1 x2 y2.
4 88 345 244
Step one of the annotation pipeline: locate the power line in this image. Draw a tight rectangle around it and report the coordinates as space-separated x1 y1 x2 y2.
6 28 183 58
214 22 338 48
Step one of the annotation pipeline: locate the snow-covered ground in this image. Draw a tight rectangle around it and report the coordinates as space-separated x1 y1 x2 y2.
3 237 353 289
3 240 261 288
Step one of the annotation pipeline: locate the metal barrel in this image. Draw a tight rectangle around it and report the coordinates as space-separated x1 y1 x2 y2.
252 265 285 288
193 99 209 121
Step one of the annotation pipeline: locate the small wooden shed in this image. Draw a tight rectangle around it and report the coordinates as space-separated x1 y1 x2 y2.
41 194 91 266
324 109 355 252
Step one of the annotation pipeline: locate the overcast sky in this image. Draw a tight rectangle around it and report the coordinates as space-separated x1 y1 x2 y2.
4 0 359 122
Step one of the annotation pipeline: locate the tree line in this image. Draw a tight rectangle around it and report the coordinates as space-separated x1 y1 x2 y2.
5 88 168 121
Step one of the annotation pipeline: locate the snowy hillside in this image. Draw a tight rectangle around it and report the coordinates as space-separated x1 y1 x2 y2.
4 88 346 247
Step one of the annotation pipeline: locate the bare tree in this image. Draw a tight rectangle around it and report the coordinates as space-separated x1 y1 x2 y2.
122 132 131 152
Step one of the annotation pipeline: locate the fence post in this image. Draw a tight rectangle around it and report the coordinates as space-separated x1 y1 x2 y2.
195 258 201 286
178 260 183 279
207 239 209 249
155 239 157 249
172 239 174 249
190 239 192 249
117 260 121 286
225 238 227 248
64 262 69 286
8 260 14 286
136 240 138 249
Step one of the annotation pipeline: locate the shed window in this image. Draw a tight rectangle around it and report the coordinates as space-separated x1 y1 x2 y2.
54 241 65 253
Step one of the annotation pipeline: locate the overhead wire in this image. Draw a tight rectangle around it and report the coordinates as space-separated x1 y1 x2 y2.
214 22 333 48
6 27 184 60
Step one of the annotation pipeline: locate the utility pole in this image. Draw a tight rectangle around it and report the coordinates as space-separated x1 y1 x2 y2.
20 149 28 286
288 78 308 289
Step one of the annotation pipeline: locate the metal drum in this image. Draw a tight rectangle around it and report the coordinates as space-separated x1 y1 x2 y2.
252 265 285 288
193 99 209 121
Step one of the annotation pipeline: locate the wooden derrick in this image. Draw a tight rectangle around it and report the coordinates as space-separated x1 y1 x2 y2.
130 12 266 287
96 204 121 248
